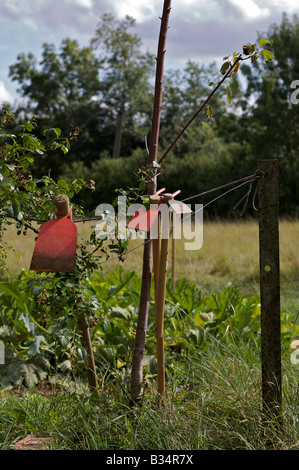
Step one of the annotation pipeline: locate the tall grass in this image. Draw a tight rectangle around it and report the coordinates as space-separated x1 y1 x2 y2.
1 332 298 450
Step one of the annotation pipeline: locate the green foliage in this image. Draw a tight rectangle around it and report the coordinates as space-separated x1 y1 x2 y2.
9 39 102 178
1 266 297 389
0 110 95 272
238 14 299 214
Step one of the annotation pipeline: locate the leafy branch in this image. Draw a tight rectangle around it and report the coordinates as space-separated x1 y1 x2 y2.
158 39 274 165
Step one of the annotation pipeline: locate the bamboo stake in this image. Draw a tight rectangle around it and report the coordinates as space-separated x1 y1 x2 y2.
55 194 98 393
149 195 161 304
171 215 175 290
155 193 173 395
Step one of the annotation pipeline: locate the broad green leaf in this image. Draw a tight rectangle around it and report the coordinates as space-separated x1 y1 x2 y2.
7 200 20 219
19 313 36 333
77 347 87 360
226 85 232 103
58 359 72 372
44 127 62 138
60 144 69 154
220 61 230 75
259 38 272 48
230 75 239 95
261 49 274 63
5 164 15 171
28 335 47 356
58 335 70 348
32 285 43 296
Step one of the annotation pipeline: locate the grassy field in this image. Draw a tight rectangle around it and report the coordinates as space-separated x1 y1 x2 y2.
3 217 299 313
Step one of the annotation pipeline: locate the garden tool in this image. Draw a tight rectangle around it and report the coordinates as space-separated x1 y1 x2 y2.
127 188 192 233
30 194 77 273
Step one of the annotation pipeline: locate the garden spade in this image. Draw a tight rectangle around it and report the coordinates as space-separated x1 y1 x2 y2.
127 187 166 232
30 194 77 273
127 188 191 233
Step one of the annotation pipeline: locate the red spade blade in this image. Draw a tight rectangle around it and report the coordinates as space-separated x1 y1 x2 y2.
127 188 165 232
30 217 77 273
127 205 159 232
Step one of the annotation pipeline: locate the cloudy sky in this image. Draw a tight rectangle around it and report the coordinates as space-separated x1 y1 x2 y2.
0 0 298 105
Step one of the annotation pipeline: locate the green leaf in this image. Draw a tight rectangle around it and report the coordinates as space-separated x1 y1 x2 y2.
77 347 87 360
19 313 37 333
58 335 70 348
7 200 20 219
230 75 239 95
261 49 274 63
58 359 72 372
138 181 146 191
242 43 256 56
226 85 232 103
32 285 43 296
259 38 272 48
60 144 69 155
206 105 213 118
44 127 62 138
220 61 230 75
28 335 47 356
5 164 15 171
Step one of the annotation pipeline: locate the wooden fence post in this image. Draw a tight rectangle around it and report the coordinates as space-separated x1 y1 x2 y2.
257 159 282 425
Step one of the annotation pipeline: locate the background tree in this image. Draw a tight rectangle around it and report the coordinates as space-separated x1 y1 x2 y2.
240 13 299 214
159 61 229 157
91 14 155 159
9 39 102 178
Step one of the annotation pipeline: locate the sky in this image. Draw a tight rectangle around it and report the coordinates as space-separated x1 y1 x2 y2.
0 0 298 105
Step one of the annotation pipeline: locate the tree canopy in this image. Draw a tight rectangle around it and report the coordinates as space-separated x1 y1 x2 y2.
6 13 299 216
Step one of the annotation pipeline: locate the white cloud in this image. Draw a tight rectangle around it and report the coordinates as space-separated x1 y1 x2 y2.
0 81 13 104
229 0 270 20
74 0 93 8
114 0 160 22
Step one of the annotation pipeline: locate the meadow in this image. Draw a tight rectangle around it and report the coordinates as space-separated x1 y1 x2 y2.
3 216 299 313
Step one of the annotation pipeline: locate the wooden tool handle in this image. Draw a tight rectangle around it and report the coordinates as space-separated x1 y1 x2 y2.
55 194 71 219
